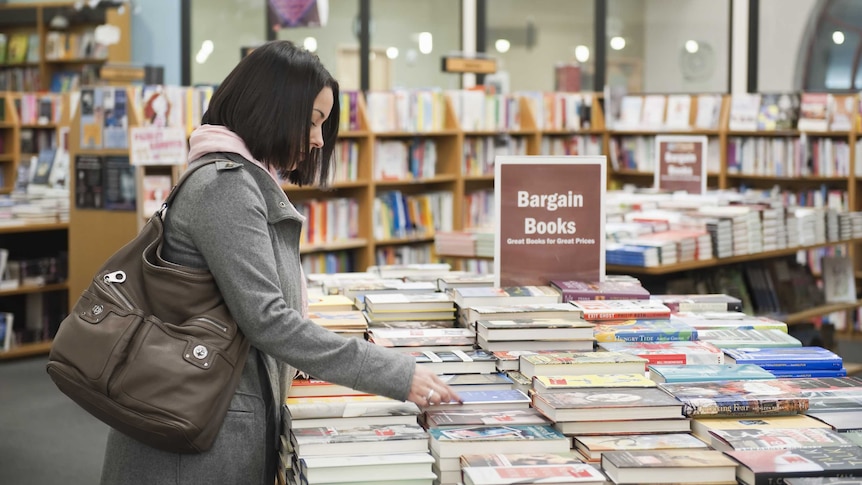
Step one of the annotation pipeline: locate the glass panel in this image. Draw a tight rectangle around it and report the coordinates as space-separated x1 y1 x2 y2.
190 0 267 85
274 0 361 90
487 0 595 92
607 0 729 94
370 0 461 91
797 0 862 91
758 0 818 92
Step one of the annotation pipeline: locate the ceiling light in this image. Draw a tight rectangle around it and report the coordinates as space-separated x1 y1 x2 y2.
685 40 699 53
386 47 399 59
574 45 590 63
495 39 511 53
610 36 626 51
418 32 433 54
833 31 845 45
303 36 318 52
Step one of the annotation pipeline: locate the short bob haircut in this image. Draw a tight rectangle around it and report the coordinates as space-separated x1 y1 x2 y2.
202 40 340 187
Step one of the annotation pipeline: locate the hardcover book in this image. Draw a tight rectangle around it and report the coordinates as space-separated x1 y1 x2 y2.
708 427 855 452
659 379 809 418
410 349 498 374
601 449 738 485
671 312 788 332
549 280 650 302
726 447 862 485
438 372 514 392
571 299 671 321
648 364 775 383
599 340 725 366
453 286 562 308
697 328 802 349
519 351 648 378
288 378 371 398
554 417 692 436
689 414 831 441
297 453 435 484
723 346 843 369
460 452 584 468
364 292 455 312
806 410 862 431
307 294 355 312
476 318 593 341
574 433 708 462
428 424 570 458
532 373 657 393
290 424 429 457
650 294 743 313
592 318 697 343
531 387 684 422
462 462 606 485
461 304 583 326
428 389 531 410
423 408 552 428
367 327 475 350
285 395 421 420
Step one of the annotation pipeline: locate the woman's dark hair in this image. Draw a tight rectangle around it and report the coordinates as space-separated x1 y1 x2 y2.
202 40 340 186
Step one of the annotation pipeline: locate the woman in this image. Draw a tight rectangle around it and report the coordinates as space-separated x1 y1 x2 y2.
101 40 460 484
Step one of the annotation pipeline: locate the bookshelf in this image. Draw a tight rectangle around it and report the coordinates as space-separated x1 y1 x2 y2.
0 1 131 92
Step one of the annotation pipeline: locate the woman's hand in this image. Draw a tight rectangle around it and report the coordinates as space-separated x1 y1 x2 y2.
406 365 463 407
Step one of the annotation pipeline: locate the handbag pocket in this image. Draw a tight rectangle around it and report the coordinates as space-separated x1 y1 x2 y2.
111 315 242 434
50 289 144 393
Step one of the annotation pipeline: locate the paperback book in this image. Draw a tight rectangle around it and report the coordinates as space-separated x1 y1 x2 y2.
531 387 685 422
722 346 844 369
599 340 725 366
659 379 809 418
519 351 648 378
437 372 514 392
571 299 672 321
367 327 475 351
428 424 570 458
410 349 498 374
806 410 862 431
462 462 606 485
574 433 708 462
689 414 831 442
427 389 531 410
726 447 862 485
460 304 583 326
453 286 562 308
696 328 802 349
708 427 855 452
423 407 552 429
648 364 775 383
549 279 650 302
289 424 429 457
532 373 657 393
592 318 697 343
671 312 788 332
475 318 594 341
296 452 435 484
601 449 738 485
650 293 743 313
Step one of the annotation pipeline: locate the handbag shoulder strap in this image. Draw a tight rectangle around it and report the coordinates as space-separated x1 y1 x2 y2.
156 154 237 217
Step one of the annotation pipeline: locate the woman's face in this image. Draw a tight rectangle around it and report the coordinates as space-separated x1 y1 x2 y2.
309 86 333 150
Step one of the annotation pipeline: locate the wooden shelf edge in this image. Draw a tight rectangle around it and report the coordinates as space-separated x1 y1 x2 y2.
299 239 368 254
375 235 436 245
0 282 69 297
782 299 862 324
0 340 52 360
0 222 69 234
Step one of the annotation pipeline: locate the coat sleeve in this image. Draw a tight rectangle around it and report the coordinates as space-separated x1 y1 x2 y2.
170 167 415 402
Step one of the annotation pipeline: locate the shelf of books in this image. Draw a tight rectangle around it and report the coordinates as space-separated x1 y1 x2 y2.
0 2 131 92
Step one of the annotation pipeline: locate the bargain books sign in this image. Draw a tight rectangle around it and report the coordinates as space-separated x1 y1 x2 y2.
494 156 606 287
654 135 708 194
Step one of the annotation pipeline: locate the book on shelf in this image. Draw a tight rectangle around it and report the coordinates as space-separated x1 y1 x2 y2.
453 286 562 308
410 349 498 374
722 346 844 369
102 156 137 211
475 318 593 341
659 379 809 418
532 373 657 393
427 389 531 411
570 299 671 321
708 427 856 452
289 424 429 457
592 318 697 343
798 93 830 132
531 387 685 422
665 94 692 129
728 93 762 131
461 462 606 485
573 433 708 463
427 424 570 459
599 340 725 366
601 449 738 485
141 174 172 216
0 312 13 352
726 447 862 485
437 373 514 392
695 94 723 130
689 414 831 442
549 279 650 302
650 294 743 313
366 327 475 351
648 364 775 383
74 154 104 209
296 452 435 485
422 407 552 429
520 351 648 378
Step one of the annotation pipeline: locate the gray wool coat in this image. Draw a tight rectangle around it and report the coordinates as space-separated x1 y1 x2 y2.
100 153 416 485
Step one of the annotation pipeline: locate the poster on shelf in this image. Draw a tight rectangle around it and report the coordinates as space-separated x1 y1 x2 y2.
129 126 188 166
654 135 708 195
494 156 606 287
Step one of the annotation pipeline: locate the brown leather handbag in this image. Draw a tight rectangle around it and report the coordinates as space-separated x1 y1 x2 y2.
47 156 250 454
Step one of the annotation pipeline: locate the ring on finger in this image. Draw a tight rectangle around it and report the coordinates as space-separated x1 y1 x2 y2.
426 389 435 401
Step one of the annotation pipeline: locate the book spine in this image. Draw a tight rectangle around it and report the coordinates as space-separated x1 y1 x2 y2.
682 398 809 417
601 330 697 343
585 311 669 320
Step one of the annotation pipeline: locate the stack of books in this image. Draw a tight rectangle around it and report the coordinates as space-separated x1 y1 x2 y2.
363 292 457 327
367 327 475 352
474 317 594 353
722 346 847 378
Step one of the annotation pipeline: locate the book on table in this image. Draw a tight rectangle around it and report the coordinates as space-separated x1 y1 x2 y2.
288 378 372 398
453 286 562 308
689 414 831 441
307 294 356 312
436 273 495 292
650 293 743 313
554 417 692 436
427 424 570 459
364 309 457 323
726 447 862 485
592 318 697 343
492 350 561 372
289 424 429 457
437 372 514 392
659 379 809 418
460 304 583 326
647 364 775 383
307 311 368 332
806 409 862 431
531 373 657 393
573 433 708 463
600 449 738 484
531 387 685 422
366 327 475 351
295 452 435 484
707 427 856 452
284 395 421 421
426 389 531 411
722 346 844 369
477 335 595 353
599 340 725 366
363 292 455 312
461 462 606 485
549 279 650 302
422 407 552 429
410 349 498 374
519 351 648 378
696 328 802 349
475 318 593 341
571 299 671 321
671 312 788 331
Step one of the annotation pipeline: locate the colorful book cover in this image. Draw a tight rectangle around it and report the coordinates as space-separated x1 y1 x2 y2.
778 377 862 411
726 447 862 484
79 87 104 149
533 373 657 392
430 424 567 445
709 427 855 452
599 340 724 366
423 408 552 428
460 453 584 468
520 351 648 378
723 346 843 369
103 87 128 149
601 449 737 482
290 424 428 456
659 379 809 417
671 312 788 332
767 368 848 379
571 299 671 321
549 280 650 302
648 364 775 383
532 388 684 422
592 318 697 343
367 327 475 348
806 410 862 432
575 433 708 461
437 389 530 407
476 318 593 341
697 328 802 349
6 33 28 64
462 463 606 484
285 395 420 420
454 286 562 307
650 294 743 313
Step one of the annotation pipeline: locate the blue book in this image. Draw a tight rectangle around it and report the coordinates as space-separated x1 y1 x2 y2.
648 364 775 383
768 368 848 379
723 346 843 370
593 318 697 343
433 389 531 409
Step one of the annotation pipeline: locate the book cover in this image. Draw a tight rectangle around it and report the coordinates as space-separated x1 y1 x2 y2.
30 148 56 186
428 424 570 458
599 340 724 366
574 433 708 462
476 318 593 341
141 174 172 216
549 280 650 302
431 389 531 409
726 447 862 485
460 452 584 468
285 395 421 420
102 156 136 211
423 407 551 428
103 87 129 149
671 312 788 331
571 299 671 321
520 351 648 378
364 292 455 312
438 372 513 389
650 294 743 313
690 415 831 441
697 328 802 349
659 379 809 417
806 410 862 432
602 449 738 485
454 286 562 308
307 311 367 330
298 452 434 484
79 88 103 149
410 349 498 374
288 378 371 398
709 427 855 452
74 154 104 209
648 364 775 383
723 346 844 369
463 303 583 323
290 423 429 457
592 318 697 343
532 373 657 392
462 463 606 484
307 294 355 311
532 387 684 422
367 327 474 348
6 33 28 64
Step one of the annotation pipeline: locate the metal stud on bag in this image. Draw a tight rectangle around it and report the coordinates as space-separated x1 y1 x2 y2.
192 345 208 359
